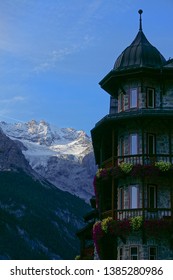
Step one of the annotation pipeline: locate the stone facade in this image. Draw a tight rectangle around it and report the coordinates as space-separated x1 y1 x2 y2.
117 234 173 260
117 78 173 112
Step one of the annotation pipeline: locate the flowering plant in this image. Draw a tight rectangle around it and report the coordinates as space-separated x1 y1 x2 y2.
130 216 143 231
93 217 172 258
93 218 130 255
94 162 173 188
96 167 113 179
119 162 133 173
155 161 171 172
101 217 114 233
93 220 104 256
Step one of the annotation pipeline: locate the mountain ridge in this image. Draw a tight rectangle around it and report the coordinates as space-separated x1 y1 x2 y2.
0 120 96 202
0 127 91 259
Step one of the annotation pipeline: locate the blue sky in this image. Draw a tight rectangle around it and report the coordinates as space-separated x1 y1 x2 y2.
0 0 173 135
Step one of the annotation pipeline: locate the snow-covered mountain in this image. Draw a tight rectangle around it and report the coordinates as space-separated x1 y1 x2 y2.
0 120 96 202
0 124 91 259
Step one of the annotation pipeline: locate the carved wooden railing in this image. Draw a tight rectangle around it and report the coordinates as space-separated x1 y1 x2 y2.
101 208 172 220
101 154 172 168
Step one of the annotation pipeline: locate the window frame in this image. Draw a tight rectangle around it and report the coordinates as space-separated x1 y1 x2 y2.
130 246 138 260
119 92 124 112
149 246 157 260
118 187 124 210
146 87 155 108
148 184 157 209
147 133 156 155
119 247 123 260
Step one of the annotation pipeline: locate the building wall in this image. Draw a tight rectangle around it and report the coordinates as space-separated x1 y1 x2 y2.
163 82 173 108
93 236 173 260
117 129 171 158
117 79 173 112
117 180 171 211
117 234 173 260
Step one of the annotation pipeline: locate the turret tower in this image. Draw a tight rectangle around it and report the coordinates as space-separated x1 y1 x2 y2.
91 10 173 260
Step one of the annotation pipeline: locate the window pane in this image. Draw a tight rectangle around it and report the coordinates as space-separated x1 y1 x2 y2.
131 134 138 154
130 185 138 208
149 247 156 260
148 134 155 155
119 248 123 260
130 89 137 108
150 247 156 255
147 88 155 108
148 185 157 208
131 247 137 254
130 247 138 260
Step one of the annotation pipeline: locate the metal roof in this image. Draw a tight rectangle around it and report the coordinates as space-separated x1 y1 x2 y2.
114 10 166 70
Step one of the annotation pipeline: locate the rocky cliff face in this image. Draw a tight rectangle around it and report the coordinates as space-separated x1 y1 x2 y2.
0 128 33 175
0 120 97 202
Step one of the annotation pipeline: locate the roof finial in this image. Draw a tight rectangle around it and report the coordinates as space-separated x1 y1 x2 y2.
138 9 143 31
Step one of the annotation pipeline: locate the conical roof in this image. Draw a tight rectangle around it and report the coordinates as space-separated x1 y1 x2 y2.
114 11 166 70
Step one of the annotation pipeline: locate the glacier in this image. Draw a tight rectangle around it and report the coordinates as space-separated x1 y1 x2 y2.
0 120 96 202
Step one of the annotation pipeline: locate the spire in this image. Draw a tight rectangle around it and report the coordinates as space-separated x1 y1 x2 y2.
138 9 143 31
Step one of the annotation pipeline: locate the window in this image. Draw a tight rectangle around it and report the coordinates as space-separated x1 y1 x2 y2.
130 134 138 155
130 88 138 108
119 137 124 156
147 134 156 155
147 88 155 108
119 92 124 111
118 187 124 209
129 185 139 209
110 96 117 114
148 185 157 209
119 248 123 260
130 247 138 260
149 247 157 260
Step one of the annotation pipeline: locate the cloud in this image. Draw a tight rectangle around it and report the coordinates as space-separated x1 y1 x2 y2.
0 0 135 76
0 96 26 104
33 34 94 73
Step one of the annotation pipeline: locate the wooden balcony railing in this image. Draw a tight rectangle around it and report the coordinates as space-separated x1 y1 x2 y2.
101 208 172 220
101 154 172 168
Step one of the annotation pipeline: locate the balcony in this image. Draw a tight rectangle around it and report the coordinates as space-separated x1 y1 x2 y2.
101 154 172 168
101 208 172 220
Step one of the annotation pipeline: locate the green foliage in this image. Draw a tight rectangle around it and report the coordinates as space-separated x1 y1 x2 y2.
155 161 171 171
130 216 143 231
119 162 133 173
101 217 113 233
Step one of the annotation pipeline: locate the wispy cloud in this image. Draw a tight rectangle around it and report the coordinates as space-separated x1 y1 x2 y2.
0 95 26 104
0 0 137 77
33 34 93 73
